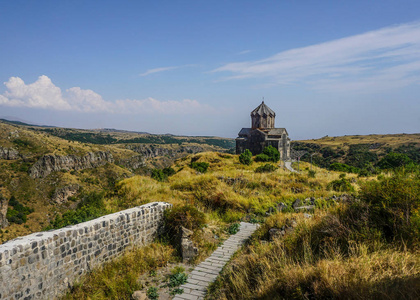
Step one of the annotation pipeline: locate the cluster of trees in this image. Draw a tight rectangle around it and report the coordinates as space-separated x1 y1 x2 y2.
293 141 419 176
239 146 280 166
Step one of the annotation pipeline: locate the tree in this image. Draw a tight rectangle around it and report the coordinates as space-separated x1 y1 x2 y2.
378 152 413 169
239 149 253 165
255 146 280 162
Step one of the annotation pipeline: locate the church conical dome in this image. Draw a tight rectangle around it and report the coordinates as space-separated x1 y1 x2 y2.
251 101 276 117
251 101 276 129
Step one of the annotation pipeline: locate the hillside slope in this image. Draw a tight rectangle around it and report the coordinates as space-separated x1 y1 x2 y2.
0 120 233 242
293 133 420 171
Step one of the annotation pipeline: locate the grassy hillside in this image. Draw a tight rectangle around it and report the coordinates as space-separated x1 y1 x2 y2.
0 120 233 242
1 122 419 299
62 148 420 299
293 133 420 174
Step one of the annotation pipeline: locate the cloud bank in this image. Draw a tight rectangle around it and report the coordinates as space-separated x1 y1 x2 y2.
0 75 211 114
213 22 420 91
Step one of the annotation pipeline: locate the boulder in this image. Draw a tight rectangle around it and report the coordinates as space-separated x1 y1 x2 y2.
132 290 147 300
51 184 80 204
0 147 19 160
178 226 198 262
292 199 301 209
268 228 284 241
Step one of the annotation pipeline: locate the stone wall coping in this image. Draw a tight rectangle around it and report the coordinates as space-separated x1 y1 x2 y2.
0 201 172 252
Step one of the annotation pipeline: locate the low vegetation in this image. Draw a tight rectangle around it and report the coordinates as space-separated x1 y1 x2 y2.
63 243 175 300
1 120 419 299
208 168 420 299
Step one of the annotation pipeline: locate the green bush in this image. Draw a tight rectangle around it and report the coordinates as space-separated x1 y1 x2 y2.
227 222 240 234
359 170 420 244
308 170 316 178
151 169 167 182
6 196 34 225
151 167 176 182
377 152 413 170
164 205 206 235
329 162 360 173
239 149 253 165
255 164 277 173
255 146 280 162
327 176 354 192
147 287 159 300
46 191 107 229
255 154 270 162
190 162 209 173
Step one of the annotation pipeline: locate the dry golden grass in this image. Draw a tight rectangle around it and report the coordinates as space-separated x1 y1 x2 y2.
63 242 176 300
209 210 420 300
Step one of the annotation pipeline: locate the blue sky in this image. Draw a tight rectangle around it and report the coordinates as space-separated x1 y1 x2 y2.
1 1 419 139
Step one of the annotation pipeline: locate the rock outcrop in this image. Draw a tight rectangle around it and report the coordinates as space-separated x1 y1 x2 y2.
117 155 146 170
51 184 80 204
29 151 114 178
0 197 9 228
178 226 198 262
0 147 20 160
127 145 205 159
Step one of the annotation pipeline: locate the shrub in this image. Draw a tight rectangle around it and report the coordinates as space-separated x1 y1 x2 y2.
6 196 34 225
359 171 420 244
46 192 107 229
227 222 240 234
263 145 280 162
164 205 206 235
151 169 167 182
151 167 176 182
239 149 253 165
254 146 280 162
327 176 354 192
163 167 176 176
377 152 413 169
255 154 270 162
255 163 277 173
329 162 360 173
147 287 159 300
308 170 316 178
190 162 209 173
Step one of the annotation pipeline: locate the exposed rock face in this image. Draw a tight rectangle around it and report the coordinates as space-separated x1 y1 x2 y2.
29 151 114 178
127 145 205 159
0 197 9 228
0 147 20 160
178 226 198 262
52 184 80 204
117 155 146 170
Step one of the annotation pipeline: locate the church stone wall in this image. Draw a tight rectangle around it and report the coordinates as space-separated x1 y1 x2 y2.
0 202 172 300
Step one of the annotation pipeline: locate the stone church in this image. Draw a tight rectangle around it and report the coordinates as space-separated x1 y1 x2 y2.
236 101 290 160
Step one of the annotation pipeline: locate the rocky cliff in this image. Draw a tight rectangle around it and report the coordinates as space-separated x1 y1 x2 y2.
0 147 20 160
29 151 114 178
127 145 205 159
117 155 146 170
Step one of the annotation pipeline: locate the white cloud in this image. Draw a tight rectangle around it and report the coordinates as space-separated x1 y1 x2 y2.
2 75 71 110
139 64 197 76
212 22 420 92
0 75 212 115
139 66 179 76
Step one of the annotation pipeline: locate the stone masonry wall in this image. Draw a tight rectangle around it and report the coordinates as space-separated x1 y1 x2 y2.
0 202 172 300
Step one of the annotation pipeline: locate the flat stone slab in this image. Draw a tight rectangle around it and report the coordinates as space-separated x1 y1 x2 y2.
173 222 258 300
